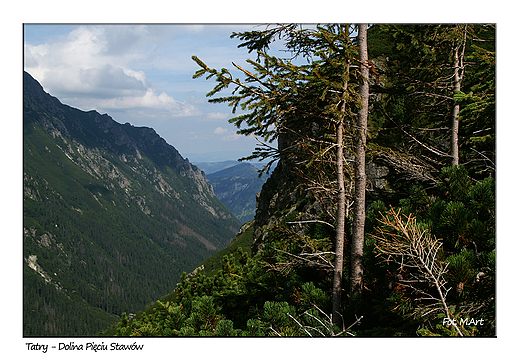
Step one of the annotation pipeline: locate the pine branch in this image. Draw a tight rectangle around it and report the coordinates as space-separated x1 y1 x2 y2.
286 304 363 337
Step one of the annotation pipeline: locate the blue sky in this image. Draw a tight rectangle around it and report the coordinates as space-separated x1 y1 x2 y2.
24 24 273 162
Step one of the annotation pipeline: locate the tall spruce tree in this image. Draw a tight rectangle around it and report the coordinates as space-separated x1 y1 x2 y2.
192 24 370 328
107 24 495 338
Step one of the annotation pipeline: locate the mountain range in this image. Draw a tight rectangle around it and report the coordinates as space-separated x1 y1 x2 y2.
206 162 268 223
23 71 242 336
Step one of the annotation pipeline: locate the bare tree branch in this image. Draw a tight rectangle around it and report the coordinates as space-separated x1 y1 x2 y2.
372 207 464 336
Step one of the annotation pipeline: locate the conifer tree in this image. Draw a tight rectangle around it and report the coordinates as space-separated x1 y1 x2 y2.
108 24 495 338
192 24 370 328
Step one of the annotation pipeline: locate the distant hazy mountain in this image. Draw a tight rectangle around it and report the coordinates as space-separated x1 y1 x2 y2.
184 151 253 163
194 160 243 174
195 160 267 175
23 71 241 336
206 163 268 223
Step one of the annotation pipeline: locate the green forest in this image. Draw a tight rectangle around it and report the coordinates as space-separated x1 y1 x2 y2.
107 24 495 337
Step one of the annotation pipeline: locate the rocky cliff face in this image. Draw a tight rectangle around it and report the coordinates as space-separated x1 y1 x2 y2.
251 125 401 254
251 130 324 253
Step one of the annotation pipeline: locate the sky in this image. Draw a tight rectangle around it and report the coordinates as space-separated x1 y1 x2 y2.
24 24 275 162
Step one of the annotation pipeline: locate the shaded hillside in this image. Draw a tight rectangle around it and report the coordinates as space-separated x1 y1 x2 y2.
206 163 267 223
23 71 241 336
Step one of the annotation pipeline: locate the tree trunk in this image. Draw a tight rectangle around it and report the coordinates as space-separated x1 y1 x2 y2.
331 54 351 327
350 24 369 297
451 25 467 166
451 83 460 166
332 118 346 328
451 44 461 166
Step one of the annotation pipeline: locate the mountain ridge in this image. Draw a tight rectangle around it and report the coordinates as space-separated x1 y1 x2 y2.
23 71 241 336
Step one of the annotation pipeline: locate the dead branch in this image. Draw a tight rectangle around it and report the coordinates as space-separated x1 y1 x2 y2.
372 207 464 336
286 219 335 229
290 304 363 337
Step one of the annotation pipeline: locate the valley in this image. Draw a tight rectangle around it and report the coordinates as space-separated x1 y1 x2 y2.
23 71 242 336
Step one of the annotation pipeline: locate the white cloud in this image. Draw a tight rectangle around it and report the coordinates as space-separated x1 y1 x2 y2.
24 26 148 97
24 25 197 118
207 112 230 120
223 132 243 141
188 92 209 105
214 126 228 135
99 88 193 111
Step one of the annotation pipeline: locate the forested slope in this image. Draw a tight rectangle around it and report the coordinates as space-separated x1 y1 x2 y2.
23 71 241 336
